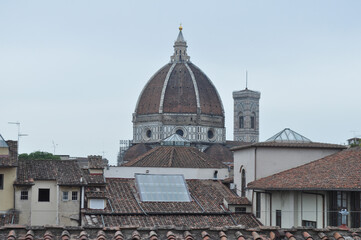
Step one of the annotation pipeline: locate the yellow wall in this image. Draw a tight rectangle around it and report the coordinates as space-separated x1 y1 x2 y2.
0 147 9 155
0 167 16 211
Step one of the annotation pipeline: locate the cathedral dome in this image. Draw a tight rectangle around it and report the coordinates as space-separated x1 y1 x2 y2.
133 27 225 144
135 62 224 116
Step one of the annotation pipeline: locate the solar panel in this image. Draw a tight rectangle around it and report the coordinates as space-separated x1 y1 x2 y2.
135 174 191 202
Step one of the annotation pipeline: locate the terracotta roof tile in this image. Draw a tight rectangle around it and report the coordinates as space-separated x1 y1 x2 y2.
83 178 254 228
123 143 152 163
204 144 233 163
124 146 227 168
0 141 18 167
1 228 360 240
248 147 361 190
16 159 85 185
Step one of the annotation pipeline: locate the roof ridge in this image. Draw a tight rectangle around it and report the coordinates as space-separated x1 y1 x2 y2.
168 147 175 167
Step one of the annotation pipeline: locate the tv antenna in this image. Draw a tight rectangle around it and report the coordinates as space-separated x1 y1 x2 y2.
8 121 28 154
52 140 58 155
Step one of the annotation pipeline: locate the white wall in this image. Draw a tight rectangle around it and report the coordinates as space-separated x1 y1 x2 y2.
31 180 57 226
257 191 326 228
233 148 255 199
256 148 340 179
105 166 229 180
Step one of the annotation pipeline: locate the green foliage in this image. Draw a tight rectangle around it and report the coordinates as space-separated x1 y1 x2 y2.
19 151 60 160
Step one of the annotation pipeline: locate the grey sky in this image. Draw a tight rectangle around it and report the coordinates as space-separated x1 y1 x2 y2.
1 1 360 165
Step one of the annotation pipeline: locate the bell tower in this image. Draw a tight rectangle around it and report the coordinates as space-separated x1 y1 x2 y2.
233 87 260 142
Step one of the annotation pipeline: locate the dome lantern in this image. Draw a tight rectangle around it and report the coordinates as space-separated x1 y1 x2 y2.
171 26 190 63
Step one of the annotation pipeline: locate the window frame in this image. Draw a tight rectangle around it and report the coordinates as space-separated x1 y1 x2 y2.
20 190 28 200
0 174 3 190
38 188 50 202
72 191 78 201
256 192 261 218
276 210 282 227
62 191 69 201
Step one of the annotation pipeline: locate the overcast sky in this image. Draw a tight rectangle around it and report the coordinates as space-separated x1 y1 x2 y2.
1 1 360 165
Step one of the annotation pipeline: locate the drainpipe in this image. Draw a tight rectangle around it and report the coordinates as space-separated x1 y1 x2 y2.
254 147 258 181
56 185 59 225
79 186 82 226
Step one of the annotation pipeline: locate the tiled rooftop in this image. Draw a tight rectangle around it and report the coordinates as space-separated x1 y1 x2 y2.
15 159 85 186
248 147 361 190
1 225 360 240
83 178 255 228
0 141 18 167
124 146 227 168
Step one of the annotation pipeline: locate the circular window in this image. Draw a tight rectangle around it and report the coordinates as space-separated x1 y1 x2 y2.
146 129 152 138
208 129 215 140
176 129 184 136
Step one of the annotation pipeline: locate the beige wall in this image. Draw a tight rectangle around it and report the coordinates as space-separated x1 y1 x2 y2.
58 186 81 226
30 180 57 226
0 167 16 211
15 186 32 225
0 147 9 155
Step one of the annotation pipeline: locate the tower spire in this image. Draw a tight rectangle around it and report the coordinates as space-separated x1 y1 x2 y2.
171 25 190 62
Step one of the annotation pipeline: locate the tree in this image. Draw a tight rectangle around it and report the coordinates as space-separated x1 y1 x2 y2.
19 151 60 160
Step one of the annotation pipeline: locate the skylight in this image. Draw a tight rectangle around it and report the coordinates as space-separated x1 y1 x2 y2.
266 128 312 143
161 133 191 146
135 174 191 202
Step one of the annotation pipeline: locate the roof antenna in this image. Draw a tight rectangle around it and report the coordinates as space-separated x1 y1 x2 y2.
245 70 248 90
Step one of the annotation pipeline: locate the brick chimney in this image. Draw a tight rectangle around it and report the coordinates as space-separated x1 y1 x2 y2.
6 141 18 159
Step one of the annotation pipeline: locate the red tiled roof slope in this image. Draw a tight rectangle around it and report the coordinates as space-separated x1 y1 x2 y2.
99 178 250 215
136 64 172 115
248 147 361 190
204 144 233 163
123 143 152 163
0 141 18 167
84 213 260 229
16 159 85 186
124 146 227 168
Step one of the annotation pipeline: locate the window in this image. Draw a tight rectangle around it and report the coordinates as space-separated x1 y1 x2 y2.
0 174 3 190
62 191 68 201
251 113 255 129
72 191 78 200
329 191 348 226
276 210 282 227
146 129 152 138
213 170 218 179
20 190 28 200
302 220 316 228
38 189 50 202
89 199 105 209
239 116 244 129
256 192 261 218
176 129 184 136
207 129 214 139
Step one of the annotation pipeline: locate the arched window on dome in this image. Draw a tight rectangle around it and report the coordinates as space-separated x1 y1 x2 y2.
251 112 256 129
241 168 246 197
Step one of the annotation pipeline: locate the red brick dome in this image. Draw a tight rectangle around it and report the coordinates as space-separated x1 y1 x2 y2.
135 62 224 116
